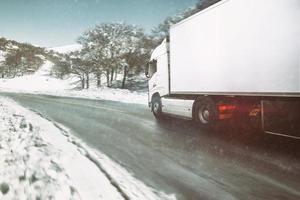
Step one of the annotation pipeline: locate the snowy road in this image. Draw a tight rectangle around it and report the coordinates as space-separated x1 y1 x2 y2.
2 93 300 200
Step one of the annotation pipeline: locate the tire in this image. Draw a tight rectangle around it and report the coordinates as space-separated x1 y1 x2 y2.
193 97 218 129
151 96 163 119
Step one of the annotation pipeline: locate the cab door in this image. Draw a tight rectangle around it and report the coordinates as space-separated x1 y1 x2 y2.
148 60 158 99
147 39 170 103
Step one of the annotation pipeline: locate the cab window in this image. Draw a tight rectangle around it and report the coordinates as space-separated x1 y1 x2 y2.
148 60 157 78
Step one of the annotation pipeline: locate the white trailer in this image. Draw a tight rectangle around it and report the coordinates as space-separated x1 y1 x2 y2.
146 0 300 139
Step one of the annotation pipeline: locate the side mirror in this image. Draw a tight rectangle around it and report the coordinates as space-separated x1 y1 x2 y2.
145 63 150 78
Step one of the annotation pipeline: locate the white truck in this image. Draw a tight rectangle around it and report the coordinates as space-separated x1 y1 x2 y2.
146 0 300 139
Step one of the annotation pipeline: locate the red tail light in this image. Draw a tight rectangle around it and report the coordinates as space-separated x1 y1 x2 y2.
218 105 236 112
218 104 236 120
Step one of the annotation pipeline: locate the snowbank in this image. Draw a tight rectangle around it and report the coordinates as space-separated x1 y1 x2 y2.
0 98 175 200
53 88 148 105
0 60 148 105
0 60 74 92
0 97 123 199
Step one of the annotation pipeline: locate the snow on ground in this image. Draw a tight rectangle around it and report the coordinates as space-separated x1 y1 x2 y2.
0 50 6 62
0 60 148 105
0 60 73 92
0 97 175 200
48 44 82 54
56 88 148 105
0 97 123 199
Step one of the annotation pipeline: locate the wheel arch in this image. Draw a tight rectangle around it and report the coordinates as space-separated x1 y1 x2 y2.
151 92 161 102
192 95 222 121
192 96 211 120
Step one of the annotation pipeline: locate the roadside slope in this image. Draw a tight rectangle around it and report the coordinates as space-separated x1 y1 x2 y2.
0 60 147 105
0 97 123 199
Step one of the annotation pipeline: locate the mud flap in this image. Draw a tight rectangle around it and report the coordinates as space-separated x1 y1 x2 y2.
262 100 300 140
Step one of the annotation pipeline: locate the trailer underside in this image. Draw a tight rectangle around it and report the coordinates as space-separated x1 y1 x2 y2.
155 94 300 140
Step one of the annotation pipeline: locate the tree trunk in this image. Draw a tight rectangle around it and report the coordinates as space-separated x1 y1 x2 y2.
81 76 85 89
106 69 110 87
86 72 89 89
110 68 114 86
122 66 128 89
96 72 102 88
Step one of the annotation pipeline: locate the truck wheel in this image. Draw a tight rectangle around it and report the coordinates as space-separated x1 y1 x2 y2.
194 97 218 129
152 96 163 119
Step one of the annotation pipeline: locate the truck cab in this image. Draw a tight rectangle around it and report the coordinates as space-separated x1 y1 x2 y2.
147 39 169 106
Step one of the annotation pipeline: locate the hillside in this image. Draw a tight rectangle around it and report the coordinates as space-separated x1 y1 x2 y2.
0 44 147 104
0 38 148 104
0 37 46 78
0 59 147 104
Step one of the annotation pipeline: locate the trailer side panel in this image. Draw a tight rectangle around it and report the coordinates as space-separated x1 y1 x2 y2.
169 0 300 96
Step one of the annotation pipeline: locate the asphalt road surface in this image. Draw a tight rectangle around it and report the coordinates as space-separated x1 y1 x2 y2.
2 93 300 200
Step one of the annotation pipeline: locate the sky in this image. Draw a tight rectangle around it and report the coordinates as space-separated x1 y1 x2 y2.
0 0 197 47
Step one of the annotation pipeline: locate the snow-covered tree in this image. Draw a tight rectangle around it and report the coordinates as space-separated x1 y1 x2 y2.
69 50 93 89
78 22 153 88
51 56 71 78
120 30 156 88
